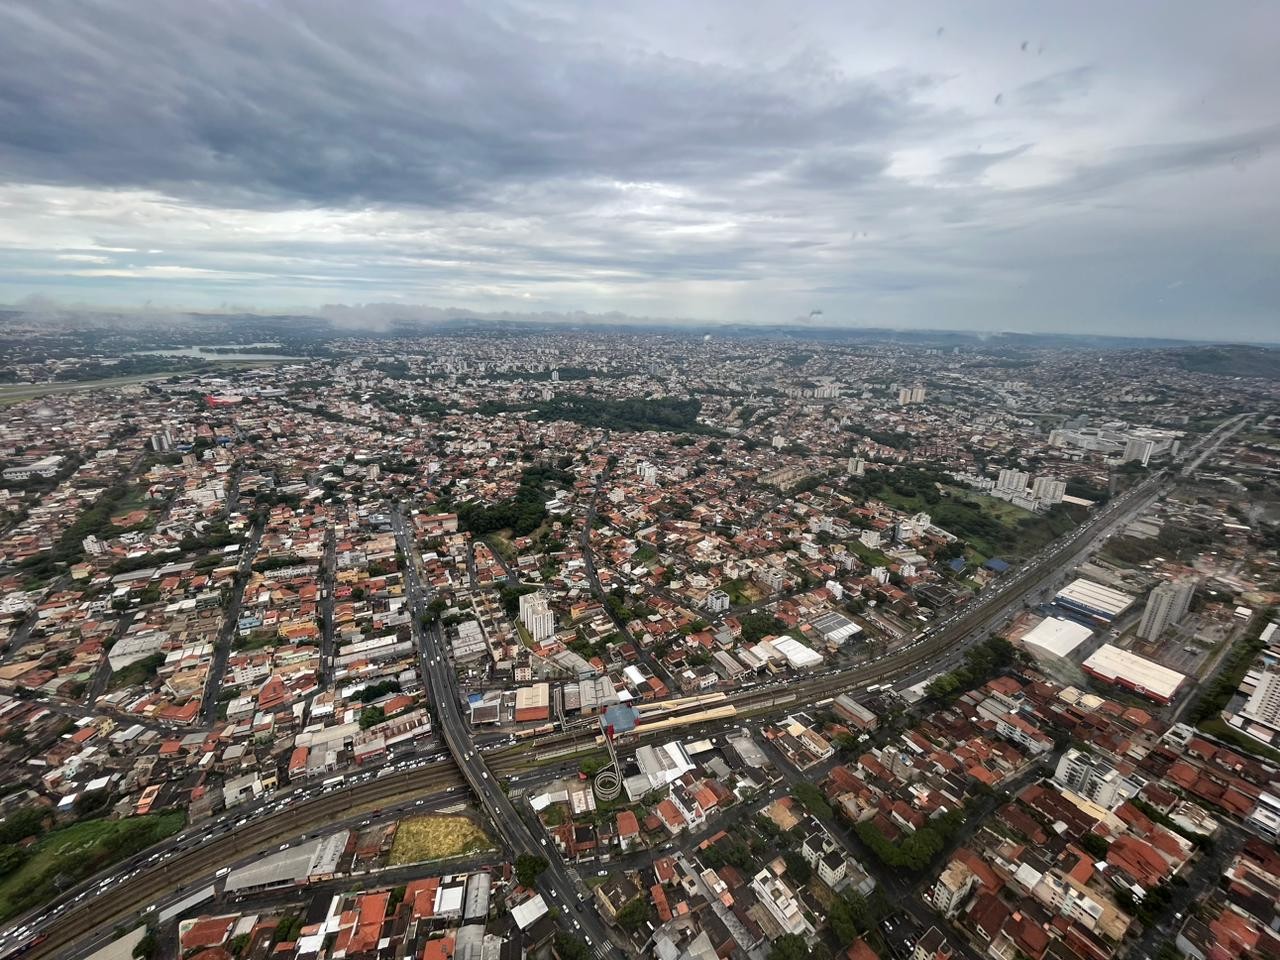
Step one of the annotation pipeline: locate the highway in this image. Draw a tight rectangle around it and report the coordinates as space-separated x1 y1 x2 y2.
13 764 465 960
393 506 623 960
7 413 1250 959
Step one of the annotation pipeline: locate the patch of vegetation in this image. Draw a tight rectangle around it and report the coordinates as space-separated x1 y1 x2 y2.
108 652 166 691
792 782 833 820
515 853 548 887
387 816 492 865
1175 345 1280 380
616 896 651 934
849 465 1081 558
354 679 402 702
924 636 1016 700
1187 610 1270 726
0 812 184 921
458 466 573 538
531 395 718 434
737 611 787 643
855 807 966 872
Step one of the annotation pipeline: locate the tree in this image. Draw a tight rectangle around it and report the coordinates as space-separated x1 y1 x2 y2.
616 896 650 934
359 705 386 729
783 850 812 884
554 933 590 960
515 853 548 887
792 782 833 820
768 933 811 960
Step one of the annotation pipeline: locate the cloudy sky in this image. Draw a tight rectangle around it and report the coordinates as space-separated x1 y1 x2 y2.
0 1 1276 339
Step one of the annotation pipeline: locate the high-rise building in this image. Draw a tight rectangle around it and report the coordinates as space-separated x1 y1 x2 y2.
1054 748 1143 809
847 457 865 477
518 592 555 643
1137 579 1195 641
1031 476 1067 503
1123 437 1154 465
997 468 1029 493
1241 668 1280 729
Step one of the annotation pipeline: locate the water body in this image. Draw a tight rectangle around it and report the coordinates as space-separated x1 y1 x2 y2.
129 342 304 360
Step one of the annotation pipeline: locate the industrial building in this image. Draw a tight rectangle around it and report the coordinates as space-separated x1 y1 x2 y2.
807 611 862 646
514 682 550 722
1054 579 1135 624
1081 644 1186 704
1021 616 1093 661
833 694 879 731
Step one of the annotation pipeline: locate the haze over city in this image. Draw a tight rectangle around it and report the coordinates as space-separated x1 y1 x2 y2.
0 1 1277 339
1 7 1280 960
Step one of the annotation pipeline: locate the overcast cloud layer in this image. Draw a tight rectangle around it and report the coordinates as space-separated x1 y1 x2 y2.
0 0 1276 339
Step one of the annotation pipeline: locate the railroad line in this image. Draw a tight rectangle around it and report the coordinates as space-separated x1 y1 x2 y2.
25 766 465 960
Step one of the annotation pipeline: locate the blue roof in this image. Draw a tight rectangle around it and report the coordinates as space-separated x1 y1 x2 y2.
983 558 1010 572
603 704 638 735
948 557 967 572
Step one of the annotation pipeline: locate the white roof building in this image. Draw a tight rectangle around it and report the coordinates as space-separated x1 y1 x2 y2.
1082 644 1185 703
1023 617 1093 659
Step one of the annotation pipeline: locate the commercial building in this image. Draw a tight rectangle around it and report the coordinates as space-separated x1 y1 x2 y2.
514 682 550 722
1021 617 1093 661
1081 644 1185 704
1137 579 1195 641
833 694 879 731
1054 579 1135 624
808 611 862 646
452 620 488 662
2 455 64 482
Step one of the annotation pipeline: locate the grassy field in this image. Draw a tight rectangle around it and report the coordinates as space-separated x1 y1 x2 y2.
0 812 184 921
387 815 492 865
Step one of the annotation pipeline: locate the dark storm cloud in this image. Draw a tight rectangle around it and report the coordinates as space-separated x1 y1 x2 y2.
0 0 1276 340
0 1 924 209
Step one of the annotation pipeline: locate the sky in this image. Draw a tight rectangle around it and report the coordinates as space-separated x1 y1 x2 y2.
0 0 1277 340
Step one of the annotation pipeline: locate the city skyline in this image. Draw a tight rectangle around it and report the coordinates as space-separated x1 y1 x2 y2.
0 1 1277 339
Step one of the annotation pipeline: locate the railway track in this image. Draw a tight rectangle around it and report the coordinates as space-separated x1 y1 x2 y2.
489 474 1163 761
19 460 1183 960
24 765 466 960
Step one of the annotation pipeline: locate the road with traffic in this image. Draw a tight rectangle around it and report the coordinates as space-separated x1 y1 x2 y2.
7 413 1252 959
392 505 624 960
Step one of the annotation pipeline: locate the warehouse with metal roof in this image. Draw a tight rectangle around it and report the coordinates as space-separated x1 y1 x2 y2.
1022 617 1094 660
1054 579 1135 623
1082 644 1185 704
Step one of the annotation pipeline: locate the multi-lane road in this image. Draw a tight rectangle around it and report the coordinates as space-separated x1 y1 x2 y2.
6 413 1252 959
393 506 623 960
